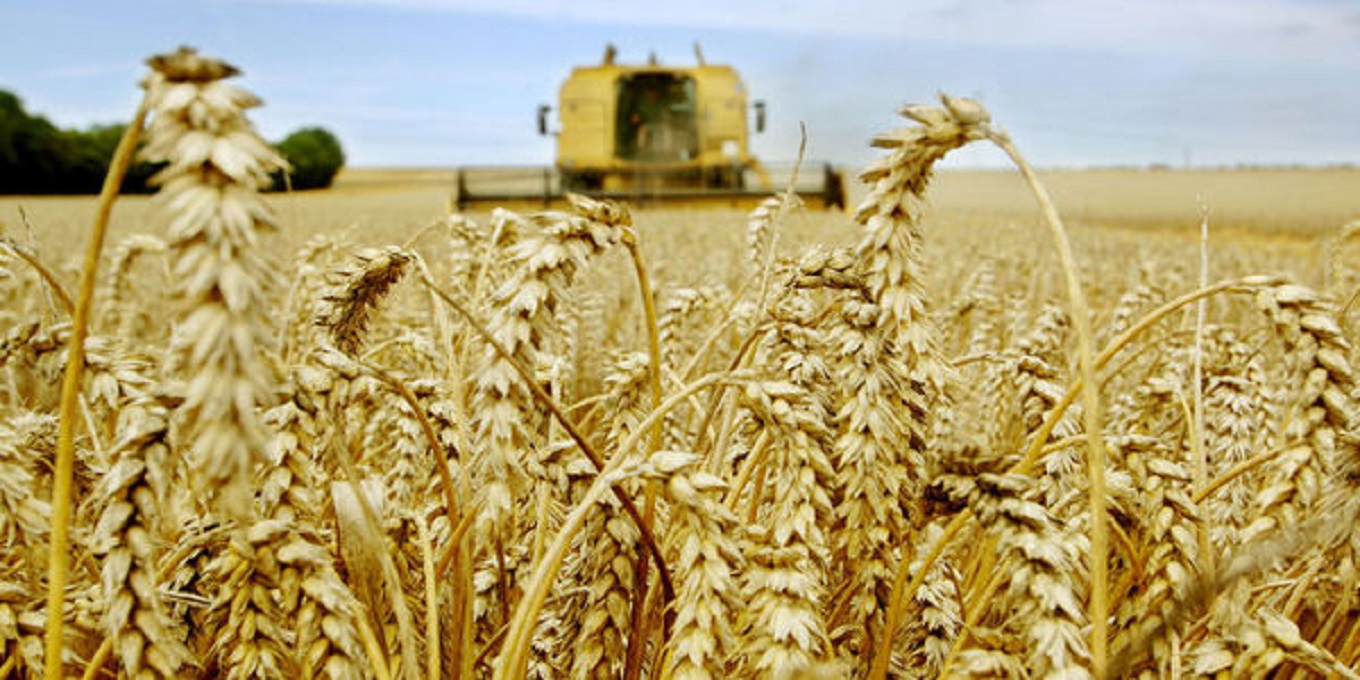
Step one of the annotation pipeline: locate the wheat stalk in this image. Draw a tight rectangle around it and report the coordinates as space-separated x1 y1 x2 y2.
983 115 1114 675
42 64 151 680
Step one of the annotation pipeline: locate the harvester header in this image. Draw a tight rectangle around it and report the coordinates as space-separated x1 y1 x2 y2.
454 44 845 211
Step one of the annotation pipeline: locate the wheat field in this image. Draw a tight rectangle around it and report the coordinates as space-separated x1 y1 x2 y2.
2 47 1360 680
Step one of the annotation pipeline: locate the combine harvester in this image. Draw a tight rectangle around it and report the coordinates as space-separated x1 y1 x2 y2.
454 44 846 211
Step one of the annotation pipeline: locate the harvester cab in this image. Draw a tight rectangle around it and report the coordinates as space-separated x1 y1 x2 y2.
454 44 845 211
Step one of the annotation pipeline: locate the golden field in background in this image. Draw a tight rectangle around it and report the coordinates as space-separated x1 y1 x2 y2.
8 165 1357 249
4 166 1355 302
5 164 1356 380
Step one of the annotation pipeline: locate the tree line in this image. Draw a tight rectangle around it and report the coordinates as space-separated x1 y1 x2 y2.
0 89 345 194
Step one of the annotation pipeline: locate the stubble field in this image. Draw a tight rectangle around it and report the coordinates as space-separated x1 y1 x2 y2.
3 68 1360 680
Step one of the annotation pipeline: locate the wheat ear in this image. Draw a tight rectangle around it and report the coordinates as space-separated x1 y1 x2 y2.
141 46 286 516
735 297 838 676
659 457 744 679
468 194 626 543
315 246 414 357
91 398 194 678
859 94 990 680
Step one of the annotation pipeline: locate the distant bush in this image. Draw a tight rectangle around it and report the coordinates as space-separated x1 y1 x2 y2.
0 88 343 194
272 127 345 190
66 123 163 193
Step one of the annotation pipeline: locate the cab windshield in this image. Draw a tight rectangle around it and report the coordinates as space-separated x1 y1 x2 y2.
616 73 697 162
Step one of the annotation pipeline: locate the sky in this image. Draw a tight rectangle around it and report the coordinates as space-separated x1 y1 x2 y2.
1 0 1357 169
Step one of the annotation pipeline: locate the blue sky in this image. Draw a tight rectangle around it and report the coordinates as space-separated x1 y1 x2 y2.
2 0 1357 168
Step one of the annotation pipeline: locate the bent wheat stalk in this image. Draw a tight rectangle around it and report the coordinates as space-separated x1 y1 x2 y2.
983 124 1110 674
0 239 74 317
620 226 666 680
44 91 150 680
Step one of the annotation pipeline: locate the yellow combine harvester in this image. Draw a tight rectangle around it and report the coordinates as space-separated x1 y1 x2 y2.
454 45 846 211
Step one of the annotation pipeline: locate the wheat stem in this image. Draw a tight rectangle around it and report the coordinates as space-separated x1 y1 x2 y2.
1194 443 1295 505
622 228 665 455
1338 613 1360 666
621 226 664 680
1193 201 1215 578
44 97 148 680
984 127 1109 674
78 638 112 680
417 514 441 680
356 610 394 680
941 555 1008 673
435 506 479 577
0 239 74 316
723 428 772 511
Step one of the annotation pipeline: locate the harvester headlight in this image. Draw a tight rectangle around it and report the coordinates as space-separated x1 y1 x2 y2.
722 139 739 160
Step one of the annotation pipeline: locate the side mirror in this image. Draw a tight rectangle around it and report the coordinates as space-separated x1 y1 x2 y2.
537 104 551 136
753 100 766 134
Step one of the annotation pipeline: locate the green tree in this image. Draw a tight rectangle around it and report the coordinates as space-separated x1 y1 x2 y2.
273 126 345 190
0 90 75 193
0 88 342 194
0 91 161 194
